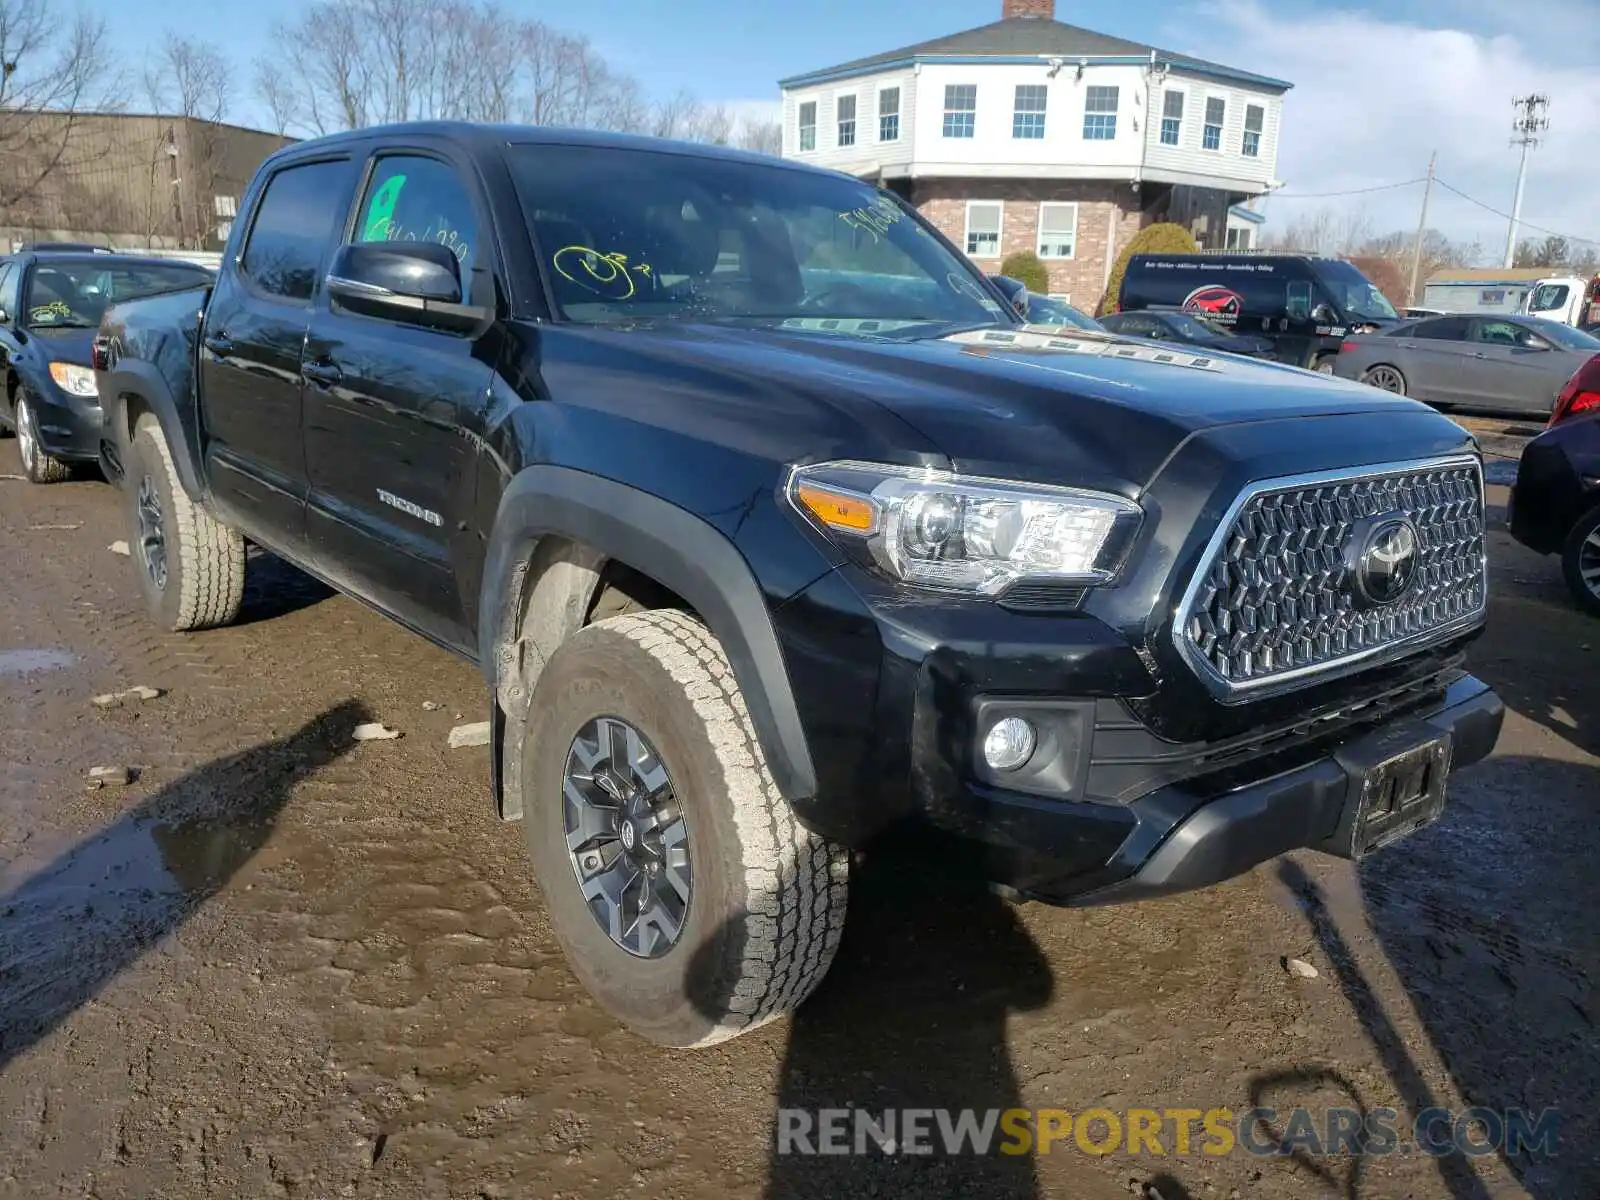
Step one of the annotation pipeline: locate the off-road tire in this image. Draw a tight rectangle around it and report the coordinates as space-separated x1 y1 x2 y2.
523 608 848 1048
1560 503 1600 618
15 390 71 483
124 413 246 631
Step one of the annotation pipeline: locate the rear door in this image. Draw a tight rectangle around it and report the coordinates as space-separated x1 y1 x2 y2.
301 145 497 654
200 155 361 551
1395 315 1473 403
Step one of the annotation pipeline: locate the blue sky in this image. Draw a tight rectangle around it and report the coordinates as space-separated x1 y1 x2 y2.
90 0 1598 254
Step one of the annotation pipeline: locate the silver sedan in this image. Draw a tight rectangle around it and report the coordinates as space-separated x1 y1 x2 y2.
1334 314 1600 417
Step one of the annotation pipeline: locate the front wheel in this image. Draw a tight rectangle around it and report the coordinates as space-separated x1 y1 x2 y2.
523 609 848 1047
123 413 246 631
15 390 71 483
1361 364 1408 395
1313 356 1337 375
1561 504 1600 617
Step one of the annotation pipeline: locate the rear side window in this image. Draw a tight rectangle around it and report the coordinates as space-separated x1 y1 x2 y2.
355 155 479 300
1409 316 1471 341
241 159 357 302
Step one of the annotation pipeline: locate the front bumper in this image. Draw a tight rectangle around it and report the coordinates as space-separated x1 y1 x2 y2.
29 384 103 462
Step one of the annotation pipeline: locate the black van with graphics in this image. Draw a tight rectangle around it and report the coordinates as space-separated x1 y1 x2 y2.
1116 253 1400 373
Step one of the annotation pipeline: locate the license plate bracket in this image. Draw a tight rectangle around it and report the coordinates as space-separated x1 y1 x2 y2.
1322 726 1453 860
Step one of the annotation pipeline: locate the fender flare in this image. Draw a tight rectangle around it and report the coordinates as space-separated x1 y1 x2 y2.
102 360 206 502
479 465 818 802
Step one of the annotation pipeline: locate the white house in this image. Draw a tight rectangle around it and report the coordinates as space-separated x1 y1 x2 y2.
778 0 1290 306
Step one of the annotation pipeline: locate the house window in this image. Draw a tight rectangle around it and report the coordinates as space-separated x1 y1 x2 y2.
798 101 816 152
1013 84 1047 139
1203 97 1225 150
943 84 977 138
879 87 900 141
1160 90 1184 146
836 94 857 148
1242 104 1264 157
965 201 1002 257
1083 86 1119 140
1225 226 1253 250
1037 202 1077 259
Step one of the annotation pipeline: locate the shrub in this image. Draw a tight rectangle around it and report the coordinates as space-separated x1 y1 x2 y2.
999 250 1050 295
1100 222 1200 314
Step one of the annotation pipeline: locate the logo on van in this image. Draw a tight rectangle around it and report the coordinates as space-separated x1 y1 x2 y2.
1182 285 1245 322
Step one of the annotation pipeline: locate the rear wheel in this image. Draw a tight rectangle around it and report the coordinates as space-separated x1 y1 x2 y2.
123 413 246 631
15 390 71 483
1361 364 1408 395
1313 356 1337 375
1561 505 1600 617
522 609 848 1047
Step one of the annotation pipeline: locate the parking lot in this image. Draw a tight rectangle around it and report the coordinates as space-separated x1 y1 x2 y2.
0 414 1594 1200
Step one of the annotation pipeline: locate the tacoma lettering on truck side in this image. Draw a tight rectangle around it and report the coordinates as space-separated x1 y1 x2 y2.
92 122 1503 1047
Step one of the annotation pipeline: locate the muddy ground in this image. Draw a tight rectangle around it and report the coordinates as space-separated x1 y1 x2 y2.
0 416 1594 1200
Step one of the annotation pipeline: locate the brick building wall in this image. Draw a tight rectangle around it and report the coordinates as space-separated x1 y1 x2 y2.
911 178 1147 309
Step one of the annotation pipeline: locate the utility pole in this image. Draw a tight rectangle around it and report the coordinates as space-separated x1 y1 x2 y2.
1503 93 1550 269
1408 150 1436 307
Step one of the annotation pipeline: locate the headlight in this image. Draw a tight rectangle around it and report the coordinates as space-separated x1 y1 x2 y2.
786 460 1142 596
49 362 98 398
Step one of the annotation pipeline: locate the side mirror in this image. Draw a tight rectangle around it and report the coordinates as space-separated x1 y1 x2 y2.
1311 303 1337 324
988 274 1030 319
326 241 487 332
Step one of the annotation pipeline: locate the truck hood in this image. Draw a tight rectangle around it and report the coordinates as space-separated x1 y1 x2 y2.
601 322 1440 496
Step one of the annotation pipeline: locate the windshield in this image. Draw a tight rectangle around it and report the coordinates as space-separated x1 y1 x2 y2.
24 259 211 328
1025 295 1105 332
1529 319 1600 350
507 144 1008 334
1164 312 1233 341
1312 260 1398 322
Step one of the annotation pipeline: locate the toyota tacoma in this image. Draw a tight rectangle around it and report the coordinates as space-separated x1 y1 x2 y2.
93 123 1502 1047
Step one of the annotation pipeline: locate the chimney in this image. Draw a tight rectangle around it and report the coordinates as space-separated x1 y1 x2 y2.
1002 0 1055 18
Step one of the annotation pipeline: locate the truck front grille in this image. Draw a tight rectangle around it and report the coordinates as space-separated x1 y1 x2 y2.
1177 457 1486 697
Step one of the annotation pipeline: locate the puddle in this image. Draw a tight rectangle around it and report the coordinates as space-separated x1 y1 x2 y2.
0 648 78 677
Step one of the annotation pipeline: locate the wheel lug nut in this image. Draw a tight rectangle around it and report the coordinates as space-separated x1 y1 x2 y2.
584 854 601 870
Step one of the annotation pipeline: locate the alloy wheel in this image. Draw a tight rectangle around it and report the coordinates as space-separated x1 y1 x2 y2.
16 397 36 471
136 473 168 591
1581 526 1600 602
563 715 691 958
1365 366 1406 393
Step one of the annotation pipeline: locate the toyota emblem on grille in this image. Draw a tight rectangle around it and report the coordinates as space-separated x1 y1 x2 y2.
1355 517 1420 607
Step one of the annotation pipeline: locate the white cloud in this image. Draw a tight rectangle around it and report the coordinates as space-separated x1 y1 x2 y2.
1180 2 1600 255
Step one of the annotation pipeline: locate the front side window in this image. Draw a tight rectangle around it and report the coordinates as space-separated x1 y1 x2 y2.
943 84 977 138
798 101 817 152
879 87 900 142
1037 202 1077 259
1203 97 1225 151
1160 90 1184 146
836 94 857 148
241 159 356 302
1083 86 1119 140
1013 85 1047 139
508 145 1008 333
1242 104 1264 157
965 201 1002 257
355 155 478 299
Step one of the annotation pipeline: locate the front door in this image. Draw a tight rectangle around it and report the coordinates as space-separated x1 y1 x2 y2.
200 156 361 552
302 148 496 654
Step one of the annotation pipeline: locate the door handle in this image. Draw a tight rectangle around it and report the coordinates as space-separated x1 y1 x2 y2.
301 360 342 388
1471 351 1487 359
202 331 233 356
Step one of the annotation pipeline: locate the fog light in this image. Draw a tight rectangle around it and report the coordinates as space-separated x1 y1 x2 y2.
982 716 1036 772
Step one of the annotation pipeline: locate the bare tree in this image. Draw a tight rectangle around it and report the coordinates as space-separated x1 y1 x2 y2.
0 0 117 220
735 118 783 157
140 35 235 249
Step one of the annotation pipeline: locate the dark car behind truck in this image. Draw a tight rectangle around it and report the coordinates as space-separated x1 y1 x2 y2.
94 122 1502 1047
1117 253 1400 372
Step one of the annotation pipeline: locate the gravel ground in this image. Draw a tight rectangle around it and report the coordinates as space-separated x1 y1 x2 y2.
0 417 1594 1200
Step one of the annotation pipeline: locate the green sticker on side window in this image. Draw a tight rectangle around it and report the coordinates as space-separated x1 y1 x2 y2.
361 174 407 242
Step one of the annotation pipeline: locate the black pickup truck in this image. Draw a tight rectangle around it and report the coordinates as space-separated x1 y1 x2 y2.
94 122 1503 1048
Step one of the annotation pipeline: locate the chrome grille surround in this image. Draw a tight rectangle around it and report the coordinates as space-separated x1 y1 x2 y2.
1174 455 1487 700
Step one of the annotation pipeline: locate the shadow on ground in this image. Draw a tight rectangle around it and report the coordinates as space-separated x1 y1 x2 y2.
763 834 1053 1199
234 546 337 626
0 700 367 1074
